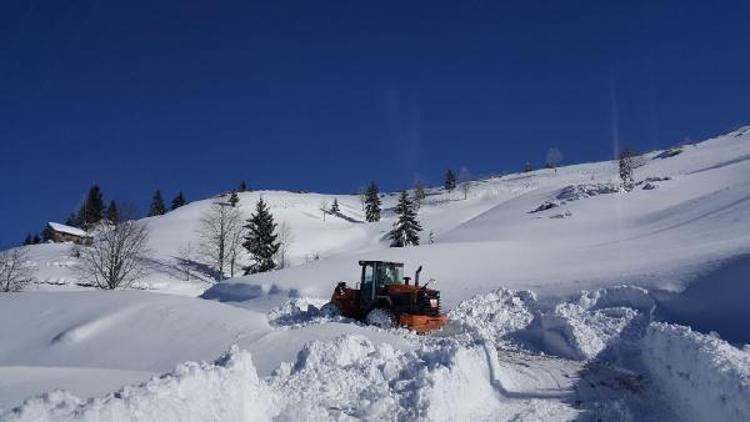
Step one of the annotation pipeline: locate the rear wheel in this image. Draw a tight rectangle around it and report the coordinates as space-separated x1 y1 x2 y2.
365 307 397 329
320 302 342 318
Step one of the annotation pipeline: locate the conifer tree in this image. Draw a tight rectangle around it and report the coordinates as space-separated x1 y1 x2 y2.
65 213 79 228
618 147 638 191
238 181 248 192
524 161 533 173
149 190 166 216
243 198 280 274
106 200 119 223
444 170 456 191
42 225 54 242
75 185 105 228
389 191 422 247
171 192 187 210
31 234 41 244
330 198 340 214
228 191 239 207
364 182 381 222
23 234 32 245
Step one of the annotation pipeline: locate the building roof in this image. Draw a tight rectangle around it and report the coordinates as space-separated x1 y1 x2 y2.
48 222 91 238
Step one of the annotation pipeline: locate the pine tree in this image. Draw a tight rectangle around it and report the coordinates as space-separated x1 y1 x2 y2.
31 234 41 244
228 191 239 207
364 182 381 222
23 234 32 245
65 213 78 227
42 225 54 242
618 147 638 191
171 192 186 210
330 198 340 214
389 191 422 247
524 161 533 173
75 185 105 228
243 198 280 274
444 170 456 191
148 190 166 216
106 200 119 223
238 181 248 192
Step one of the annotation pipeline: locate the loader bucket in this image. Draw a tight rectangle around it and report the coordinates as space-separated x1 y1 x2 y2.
399 313 448 333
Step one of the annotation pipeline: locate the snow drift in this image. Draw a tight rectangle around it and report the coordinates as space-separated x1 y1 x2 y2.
642 322 750 422
269 334 508 421
3 346 276 422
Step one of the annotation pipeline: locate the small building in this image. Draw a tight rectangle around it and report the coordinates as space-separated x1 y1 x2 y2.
46 222 93 245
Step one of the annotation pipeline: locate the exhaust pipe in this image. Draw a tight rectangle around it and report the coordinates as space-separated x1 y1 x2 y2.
415 265 422 287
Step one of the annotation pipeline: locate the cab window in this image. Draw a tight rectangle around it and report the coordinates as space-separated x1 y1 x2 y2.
363 264 374 285
382 266 403 285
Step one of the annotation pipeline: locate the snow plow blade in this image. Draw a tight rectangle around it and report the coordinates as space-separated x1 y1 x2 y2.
399 313 448 333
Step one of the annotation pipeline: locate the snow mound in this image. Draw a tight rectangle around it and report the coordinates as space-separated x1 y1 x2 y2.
447 288 537 345
556 183 620 202
654 148 683 159
529 200 560 213
266 297 330 327
642 322 750 422
523 286 654 361
549 210 572 219
579 285 655 313
3 346 276 422
270 334 506 421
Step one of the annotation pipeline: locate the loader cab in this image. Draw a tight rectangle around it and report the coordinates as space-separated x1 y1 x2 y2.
359 260 404 306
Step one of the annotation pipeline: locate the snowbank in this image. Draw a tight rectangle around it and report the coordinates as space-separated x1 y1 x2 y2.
522 286 654 361
3 346 277 422
642 323 750 422
445 285 656 362
266 297 329 327
269 334 506 421
447 288 536 345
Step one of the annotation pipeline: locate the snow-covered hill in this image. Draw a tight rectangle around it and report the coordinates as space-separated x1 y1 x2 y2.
2 127 750 420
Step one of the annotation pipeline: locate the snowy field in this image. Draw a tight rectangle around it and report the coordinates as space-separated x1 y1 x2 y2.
1 127 749 420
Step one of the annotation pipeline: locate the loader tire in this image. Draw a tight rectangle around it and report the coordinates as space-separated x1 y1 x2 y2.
320 302 341 318
365 308 397 329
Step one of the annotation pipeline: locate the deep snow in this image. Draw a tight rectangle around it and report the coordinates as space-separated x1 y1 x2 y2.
2 127 750 420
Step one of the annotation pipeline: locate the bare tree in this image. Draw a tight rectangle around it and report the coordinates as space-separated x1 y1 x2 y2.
77 219 151 289
357 186 367 211
414 182 426 208
197 202 243 281
319 200 329 222
274 221 295 269
458 166 472 200
176 242 195 281
226 219 244 278
545 147 563 173
0 247 34 292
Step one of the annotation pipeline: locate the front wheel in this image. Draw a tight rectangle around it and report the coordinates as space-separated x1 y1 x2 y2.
365 308 397 329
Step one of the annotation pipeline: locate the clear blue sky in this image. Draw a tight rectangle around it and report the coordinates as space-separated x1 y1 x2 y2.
1 0 749 246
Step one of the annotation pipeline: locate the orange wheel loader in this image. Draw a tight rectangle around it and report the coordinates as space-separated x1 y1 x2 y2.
321 260 447 333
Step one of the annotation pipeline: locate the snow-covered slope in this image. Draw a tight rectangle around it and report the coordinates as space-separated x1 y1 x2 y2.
24 126 750 307
2 126 750 420
207 127 750 329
